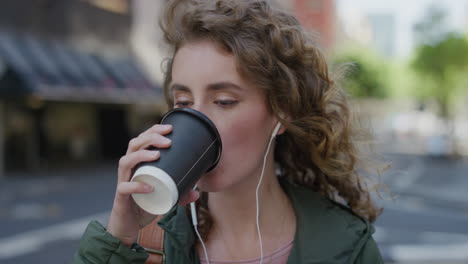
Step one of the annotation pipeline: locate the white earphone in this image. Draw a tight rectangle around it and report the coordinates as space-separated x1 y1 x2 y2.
271 121 282 138
191 114 284 264
273 112 285 138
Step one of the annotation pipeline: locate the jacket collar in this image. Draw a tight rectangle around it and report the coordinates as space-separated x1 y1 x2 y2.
158 180 374 263
158 206 196 261
282 179 374 263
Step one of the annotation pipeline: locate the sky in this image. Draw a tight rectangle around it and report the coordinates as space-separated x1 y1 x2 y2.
336 0 468 58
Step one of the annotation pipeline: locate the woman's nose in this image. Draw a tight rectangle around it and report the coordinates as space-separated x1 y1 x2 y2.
191 103 202 113
191 104 214 122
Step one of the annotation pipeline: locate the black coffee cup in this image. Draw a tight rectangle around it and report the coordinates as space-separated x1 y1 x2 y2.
131 108 222 215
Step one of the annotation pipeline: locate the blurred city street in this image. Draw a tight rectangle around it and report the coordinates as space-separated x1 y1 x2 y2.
0 153 467 263
375 154 468 263
0 0 467 263
0 164 115 263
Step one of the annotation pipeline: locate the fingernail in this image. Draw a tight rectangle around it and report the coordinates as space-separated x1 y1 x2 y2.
163 137 172 144
151 150 160 157
144 184 153 192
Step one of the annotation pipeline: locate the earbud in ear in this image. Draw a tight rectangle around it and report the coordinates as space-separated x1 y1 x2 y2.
271 112 285 138
271 121 281 138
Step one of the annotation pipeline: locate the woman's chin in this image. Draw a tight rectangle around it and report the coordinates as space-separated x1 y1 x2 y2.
197 170 229 193
196 175 220 193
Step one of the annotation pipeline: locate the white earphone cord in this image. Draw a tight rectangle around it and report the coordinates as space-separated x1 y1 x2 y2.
193 122 281 264
191 189 211 264
194 220 210 264
256 122 280 264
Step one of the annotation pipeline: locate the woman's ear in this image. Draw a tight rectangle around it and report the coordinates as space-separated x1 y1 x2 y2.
276 112 288 136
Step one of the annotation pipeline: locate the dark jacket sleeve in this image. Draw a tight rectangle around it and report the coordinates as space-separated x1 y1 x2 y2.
72 220 149 264
353 237 384 264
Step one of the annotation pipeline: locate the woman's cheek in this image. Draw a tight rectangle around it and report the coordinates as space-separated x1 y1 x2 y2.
223 121 262 163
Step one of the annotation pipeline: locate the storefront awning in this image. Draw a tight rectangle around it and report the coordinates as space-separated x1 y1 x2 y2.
0 31 163 104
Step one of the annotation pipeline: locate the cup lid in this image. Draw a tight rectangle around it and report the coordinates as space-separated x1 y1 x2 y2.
131 166 179 215
160 108 222 172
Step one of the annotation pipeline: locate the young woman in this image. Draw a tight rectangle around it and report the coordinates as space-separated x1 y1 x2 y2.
74 0 383 263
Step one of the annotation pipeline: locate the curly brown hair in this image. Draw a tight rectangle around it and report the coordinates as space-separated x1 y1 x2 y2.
160 0 383 238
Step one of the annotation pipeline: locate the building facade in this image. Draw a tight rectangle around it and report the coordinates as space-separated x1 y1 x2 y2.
0 0 164 176
292 0 336 49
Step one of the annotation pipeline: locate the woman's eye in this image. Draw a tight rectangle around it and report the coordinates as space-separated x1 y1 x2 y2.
174 101 193 107
215 100 238 107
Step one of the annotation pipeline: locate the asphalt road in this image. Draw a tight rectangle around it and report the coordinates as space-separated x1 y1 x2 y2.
0 154 467 264
375 154 468 263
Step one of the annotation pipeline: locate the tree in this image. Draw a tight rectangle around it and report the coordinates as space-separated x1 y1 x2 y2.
411 6 468 118
412 34 468 117
411 6 468 156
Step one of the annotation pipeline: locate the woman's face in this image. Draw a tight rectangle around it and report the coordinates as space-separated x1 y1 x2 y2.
170 40 277 192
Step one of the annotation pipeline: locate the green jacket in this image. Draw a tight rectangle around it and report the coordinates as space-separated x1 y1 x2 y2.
73 180 383 263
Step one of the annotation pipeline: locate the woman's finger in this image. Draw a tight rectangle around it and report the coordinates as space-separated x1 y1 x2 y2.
126 133 172 154
118 150 160 182
178 190 200 206
139 124 173 137
116 181 154 196
131 124 172 151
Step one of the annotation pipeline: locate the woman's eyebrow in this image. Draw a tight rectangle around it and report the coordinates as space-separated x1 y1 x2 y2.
207 81 244 91
170 83 191 93
171 82 244 93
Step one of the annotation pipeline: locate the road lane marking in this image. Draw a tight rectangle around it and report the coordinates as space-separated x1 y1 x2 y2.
376 226 468 262
390 242 468 262
0 211 109 259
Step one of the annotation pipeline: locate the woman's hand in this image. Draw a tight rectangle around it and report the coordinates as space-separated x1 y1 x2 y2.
107 124 200 247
